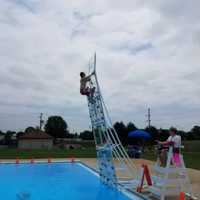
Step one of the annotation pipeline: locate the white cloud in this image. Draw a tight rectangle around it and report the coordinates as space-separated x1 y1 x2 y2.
0 0 200 132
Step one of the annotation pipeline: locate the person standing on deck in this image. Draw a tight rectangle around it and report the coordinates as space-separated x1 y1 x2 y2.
157 127 181 167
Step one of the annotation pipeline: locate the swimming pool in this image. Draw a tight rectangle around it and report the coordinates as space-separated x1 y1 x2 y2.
0 162 146 200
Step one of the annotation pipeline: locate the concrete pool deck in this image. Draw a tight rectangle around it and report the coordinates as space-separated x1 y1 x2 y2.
80 158 200 200
0 158 199 199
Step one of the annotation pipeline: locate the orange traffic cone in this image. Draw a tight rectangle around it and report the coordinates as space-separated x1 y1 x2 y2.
137 164 152 193
71 157 75 163
179 192 185 200
136 186 142 193
16 158 20 164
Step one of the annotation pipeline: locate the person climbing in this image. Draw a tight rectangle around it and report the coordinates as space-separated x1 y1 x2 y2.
156 127 181 167
80 71 95 96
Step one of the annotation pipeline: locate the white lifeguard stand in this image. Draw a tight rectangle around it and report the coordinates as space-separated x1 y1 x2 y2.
148 146 195 200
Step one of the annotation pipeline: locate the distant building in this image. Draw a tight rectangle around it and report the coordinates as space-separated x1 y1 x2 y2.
18 130 53 149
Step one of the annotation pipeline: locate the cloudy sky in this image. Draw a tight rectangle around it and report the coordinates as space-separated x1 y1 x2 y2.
0 0 200 133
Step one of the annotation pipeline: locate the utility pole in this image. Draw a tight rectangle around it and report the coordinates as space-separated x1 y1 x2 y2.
39 113 44 130
146 108 151 128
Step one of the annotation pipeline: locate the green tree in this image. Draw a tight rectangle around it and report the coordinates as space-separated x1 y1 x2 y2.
145 126 158 143
113 121 127 145
5 131 15 145
80 130 94 140
127 122 137 133
16 131 24 139
177 130 187 141
188 126 200 140
0 130 5 145
45 116 68 138
25 126 35 133
74 132 79 138
0 130 4 135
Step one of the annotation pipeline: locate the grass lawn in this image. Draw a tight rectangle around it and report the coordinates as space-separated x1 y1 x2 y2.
182 140 200 152
0 147 96 159
0 141 199 170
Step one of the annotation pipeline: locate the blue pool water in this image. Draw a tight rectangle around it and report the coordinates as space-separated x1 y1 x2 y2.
0 162 143 200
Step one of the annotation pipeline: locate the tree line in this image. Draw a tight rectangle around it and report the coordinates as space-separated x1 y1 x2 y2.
80 121 200 143
0 116 200 146
113 122 200 145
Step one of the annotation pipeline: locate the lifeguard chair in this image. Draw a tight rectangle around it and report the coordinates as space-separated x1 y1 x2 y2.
148 146 195 200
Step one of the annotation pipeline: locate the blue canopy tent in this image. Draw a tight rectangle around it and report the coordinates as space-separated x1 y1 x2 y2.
127 130 151 158
128 130 151 140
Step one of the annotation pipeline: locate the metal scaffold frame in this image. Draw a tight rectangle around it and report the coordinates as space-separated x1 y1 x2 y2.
84 54 139 188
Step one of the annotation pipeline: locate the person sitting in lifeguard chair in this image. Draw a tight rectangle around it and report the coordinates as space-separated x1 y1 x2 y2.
157 127 181 167
80 72 95 97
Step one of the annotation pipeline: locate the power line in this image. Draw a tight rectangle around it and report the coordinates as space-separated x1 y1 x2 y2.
39 113 44 130
146 108 151 128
